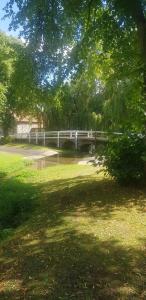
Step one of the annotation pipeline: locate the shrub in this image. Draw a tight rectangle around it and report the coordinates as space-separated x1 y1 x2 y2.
105 134 146 184
0 136 5 145
0 135 15 145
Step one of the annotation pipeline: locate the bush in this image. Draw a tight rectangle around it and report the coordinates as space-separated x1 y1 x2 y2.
105 134 146 184
0 135 15 145
0 136 5 145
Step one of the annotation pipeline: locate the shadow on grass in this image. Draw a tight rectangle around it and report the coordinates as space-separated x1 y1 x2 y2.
0 232 146 299
39 176 146 223
0 171 38 229
0 171 146 299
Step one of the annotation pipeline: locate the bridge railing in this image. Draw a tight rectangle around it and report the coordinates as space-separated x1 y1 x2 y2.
13 130 122 149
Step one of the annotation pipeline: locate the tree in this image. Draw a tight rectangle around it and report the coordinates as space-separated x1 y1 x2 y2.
4 0 146 131
107 0 146 95
0 32 17 136
0 32 39 136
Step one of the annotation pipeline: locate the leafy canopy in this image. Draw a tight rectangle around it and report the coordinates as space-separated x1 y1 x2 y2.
3 0 146 131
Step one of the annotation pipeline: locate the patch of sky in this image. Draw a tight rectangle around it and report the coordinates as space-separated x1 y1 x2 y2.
0 0 20 37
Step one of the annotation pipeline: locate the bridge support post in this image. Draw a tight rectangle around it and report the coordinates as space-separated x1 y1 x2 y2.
75 131 78 150
28 133 31 144
36 133 38 144
57 132 60 148
91 129 93 138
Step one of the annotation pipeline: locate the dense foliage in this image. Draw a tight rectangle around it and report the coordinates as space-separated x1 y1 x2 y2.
105 134 146 184
0 32 16 135
0 32 39 135
1 0 146 132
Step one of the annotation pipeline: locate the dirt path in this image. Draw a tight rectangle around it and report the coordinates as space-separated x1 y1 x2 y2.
0 145 58 159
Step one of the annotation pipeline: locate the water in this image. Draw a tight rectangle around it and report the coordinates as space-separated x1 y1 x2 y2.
33 153 92 169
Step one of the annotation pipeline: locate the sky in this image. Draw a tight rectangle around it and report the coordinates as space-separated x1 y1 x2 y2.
0 0 20 37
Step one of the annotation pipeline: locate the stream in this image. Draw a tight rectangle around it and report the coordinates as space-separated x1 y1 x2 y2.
33 153 94 169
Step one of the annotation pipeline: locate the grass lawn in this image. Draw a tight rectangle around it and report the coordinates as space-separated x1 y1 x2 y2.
0 153 146 299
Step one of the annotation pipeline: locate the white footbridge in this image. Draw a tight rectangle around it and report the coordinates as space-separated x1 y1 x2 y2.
14 130 121 149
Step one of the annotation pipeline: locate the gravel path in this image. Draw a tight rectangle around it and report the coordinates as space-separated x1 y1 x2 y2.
0 145 58 159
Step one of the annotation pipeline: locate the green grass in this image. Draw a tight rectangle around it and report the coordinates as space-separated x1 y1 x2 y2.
0 153 146 299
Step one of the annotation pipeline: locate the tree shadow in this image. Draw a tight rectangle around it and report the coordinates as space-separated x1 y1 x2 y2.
0 230 146 299
0 171 146 299
38 175 146 225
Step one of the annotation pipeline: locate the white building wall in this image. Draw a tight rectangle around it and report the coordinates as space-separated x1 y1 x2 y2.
17 123 39 134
